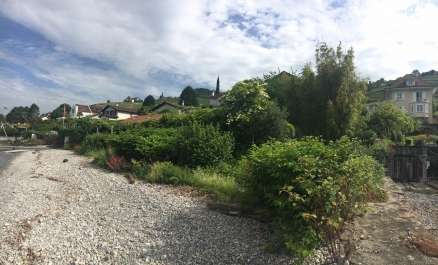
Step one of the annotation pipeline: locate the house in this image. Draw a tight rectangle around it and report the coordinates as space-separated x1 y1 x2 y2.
384 70 438 123
99 104 139 120
150 101 183 113
72 104 96 118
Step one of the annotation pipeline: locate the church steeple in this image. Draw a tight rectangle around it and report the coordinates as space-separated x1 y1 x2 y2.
215 76 220 95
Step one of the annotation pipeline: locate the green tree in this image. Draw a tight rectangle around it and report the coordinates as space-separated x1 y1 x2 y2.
179 86 198 106
0 114 5 122
367 102 417 141
6 106 34 123
266 43 366 139
221 79 293 151
143 95 156 106
29 103 40 121
51 104 72 119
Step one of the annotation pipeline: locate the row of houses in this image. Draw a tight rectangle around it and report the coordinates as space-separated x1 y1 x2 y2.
71 101 184 121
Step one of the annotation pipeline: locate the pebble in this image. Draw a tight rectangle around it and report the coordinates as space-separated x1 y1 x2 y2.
0 149 294 264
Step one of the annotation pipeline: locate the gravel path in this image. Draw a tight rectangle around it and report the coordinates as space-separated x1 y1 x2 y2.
0 149 293 265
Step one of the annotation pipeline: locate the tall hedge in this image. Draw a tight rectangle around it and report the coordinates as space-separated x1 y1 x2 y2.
176 122 234 167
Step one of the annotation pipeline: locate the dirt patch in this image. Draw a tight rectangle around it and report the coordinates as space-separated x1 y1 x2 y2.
347 178 438 265
411 234 438 258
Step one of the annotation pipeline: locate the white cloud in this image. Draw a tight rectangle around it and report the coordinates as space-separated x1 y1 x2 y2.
1 0 438 112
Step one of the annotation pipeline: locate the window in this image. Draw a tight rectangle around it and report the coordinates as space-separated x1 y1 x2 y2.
416 104 424 113
416 91 423 102
406 79 416 86
396 92 403 100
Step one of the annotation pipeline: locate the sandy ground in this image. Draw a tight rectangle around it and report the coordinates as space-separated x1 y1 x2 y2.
0 149 293 265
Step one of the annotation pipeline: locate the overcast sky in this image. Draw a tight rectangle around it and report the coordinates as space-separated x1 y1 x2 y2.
1 0 438 113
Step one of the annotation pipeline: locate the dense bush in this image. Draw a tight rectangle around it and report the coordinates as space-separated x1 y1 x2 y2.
369 138 393 164
221 79 294 151
80 133 113 153
367 102 417 142
237 137 384 260
109 128 178 162
176 122 234 167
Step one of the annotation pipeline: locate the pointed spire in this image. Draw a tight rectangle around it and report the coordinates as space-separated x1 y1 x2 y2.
215 76 220 95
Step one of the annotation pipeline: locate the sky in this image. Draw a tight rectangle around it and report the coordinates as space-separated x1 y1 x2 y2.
1 0 438 114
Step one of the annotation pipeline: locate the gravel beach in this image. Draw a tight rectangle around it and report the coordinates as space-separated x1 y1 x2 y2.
0 149 293 265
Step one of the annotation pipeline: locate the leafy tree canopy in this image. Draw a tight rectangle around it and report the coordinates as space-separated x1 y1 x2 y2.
179 86 198 106
51 104 72 119
221 79 293 151
266 43 366 139
367 102 417 142
6 103 40 123
143 95 156 106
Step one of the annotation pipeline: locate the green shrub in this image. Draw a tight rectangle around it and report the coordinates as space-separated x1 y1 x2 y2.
176 122 234 167
85 148 109 169
146 161 192 185
110 128 178 162
190 168 240 202
131 160 150 178
80 133 113 154
369 138 393 164
237 137 384 260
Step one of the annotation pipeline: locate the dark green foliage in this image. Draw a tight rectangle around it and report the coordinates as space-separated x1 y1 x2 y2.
176 122 234 167
29 104 40 121
0 114 5 122
51 104 72 119
369 138 393 164
266 43 366 139
179 86 199 106
238 137 384 259
367 102 417 142
107 123 233 168
221 79 293 151
80 133 113 153
109 128 179 162
6 103 40 123
143 95 156 106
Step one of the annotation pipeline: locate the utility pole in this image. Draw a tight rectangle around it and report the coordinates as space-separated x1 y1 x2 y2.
63 103 65 128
